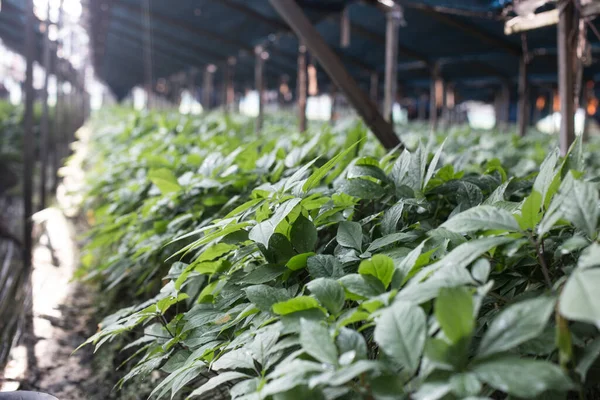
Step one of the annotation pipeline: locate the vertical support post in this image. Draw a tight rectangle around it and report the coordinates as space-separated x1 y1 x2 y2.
142 0 153 109
558 0 576 155
370 72 378 105
223 58 236 112
23 0 35 274
418 93 427 120
203 64 216 111
430 64 441 131
384 8 401 122
255 46 266 133
298 43 308 132
270 0 400 149
517 56 529 137
330 84 337 125
39 16 52 211
340 6 351 48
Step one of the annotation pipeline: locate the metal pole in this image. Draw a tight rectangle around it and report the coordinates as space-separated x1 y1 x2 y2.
255 46 266 133
269 0 401 149
298 43 307 132
517 57 529 137
23 0 35 273
340 6 350 48
384 8 401 122
558 0 576 154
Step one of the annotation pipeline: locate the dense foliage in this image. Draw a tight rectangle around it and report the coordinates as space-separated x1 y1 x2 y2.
77 110 600 400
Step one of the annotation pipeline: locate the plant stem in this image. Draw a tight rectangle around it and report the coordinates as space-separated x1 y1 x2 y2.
533 236 553 289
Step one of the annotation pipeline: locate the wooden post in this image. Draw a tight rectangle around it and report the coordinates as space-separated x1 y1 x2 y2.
418 93 427 120
224 57 236 112
203 64 216 111
255 46 266 133
269 0 401 149
340 6 350 48
39 18 52 211
558 0 576 155
23 0 35 273
330 84 338 125
430 64 441 131
370 72 378 105
384 8 401 122
298 43 308 132
517 57 529 137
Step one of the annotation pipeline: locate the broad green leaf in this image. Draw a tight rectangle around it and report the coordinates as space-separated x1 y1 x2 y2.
336 221 362 251
358 254 395 289
249 198 302 248
435 287 474 343
299 319 338 365
560 179 599 238
189 371 249 398
516 190 542 230
449 373 482 398
533 148 559 204
472 356 573 398
366 232 418 253
212 348 255 371
374 301 426 372
307 255 344 279
576 337 600 382
338 274 385 299
290 215 317 253
272 296 322 316
148 168 181 194
441 205 519 233
424 139 446 190
381 202 404 235
477 296 555 358
336 327 368 360
306 278 345 315
340 178 386 200
245 285 290 312
286 252 315 271
578 243 600 269
303 141 360 192
559 268 600 329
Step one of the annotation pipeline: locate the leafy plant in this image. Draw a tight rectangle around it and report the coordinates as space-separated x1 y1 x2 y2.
76 110 600 399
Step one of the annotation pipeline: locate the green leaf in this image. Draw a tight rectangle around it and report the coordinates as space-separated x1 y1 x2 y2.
249 198 302 248
449 372 482 398
290 215 318 253
381 202 404 235
516 190 543 230
188 371 249 398
560 179 599 238
338 274 385 299
477 296 556 358
559 268 600 329
578 243 600 269
441 205 519 233
533 148 560 204
303 141 360 192
366 232 418 253
336 221 362 251
306 278 345 315
148 168 181 194
435 287 474 343
299 319 338 365
245 285 290 312
340 178 386 200
358 254 395 289
374 301 426 372
576 337 600 382
212 349 255 371
424 140 446 190
286 252 315 271
307 255 344 279
472 356 573 398
272 296 322 316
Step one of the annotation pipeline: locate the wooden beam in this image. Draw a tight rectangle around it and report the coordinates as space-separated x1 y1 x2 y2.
340 6 351 48
298 43 308 132
505 9 559 35
384 8 401 122
270 0 401 149
407 3 521 56
517 56 529 137
219 0 288 31
255 47 266 133
23 0 35 273
558 0 576 155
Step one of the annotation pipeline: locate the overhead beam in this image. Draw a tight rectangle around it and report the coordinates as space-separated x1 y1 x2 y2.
269 0 401 149
219 0 289 31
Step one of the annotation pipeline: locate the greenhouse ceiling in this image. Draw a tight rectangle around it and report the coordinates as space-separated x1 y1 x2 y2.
83 0 600 100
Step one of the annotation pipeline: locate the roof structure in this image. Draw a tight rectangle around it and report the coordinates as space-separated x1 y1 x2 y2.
0 0 82 88
82 1 600 101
